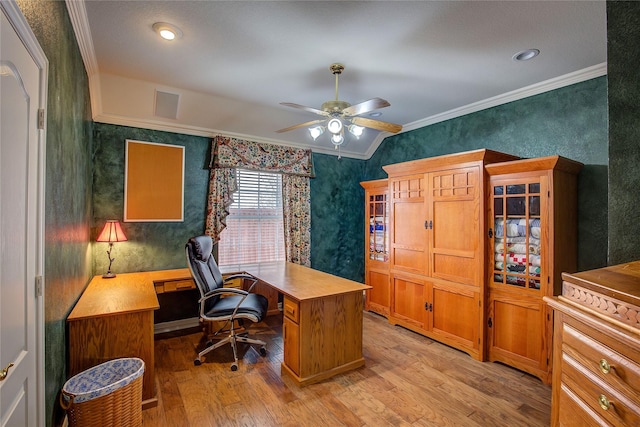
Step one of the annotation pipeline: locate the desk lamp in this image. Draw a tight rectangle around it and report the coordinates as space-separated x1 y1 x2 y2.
97 220 127 278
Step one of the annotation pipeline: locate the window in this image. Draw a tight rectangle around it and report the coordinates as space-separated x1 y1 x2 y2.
218 169 285 265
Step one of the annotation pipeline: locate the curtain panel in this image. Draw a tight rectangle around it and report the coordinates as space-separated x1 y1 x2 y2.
205 136 313 266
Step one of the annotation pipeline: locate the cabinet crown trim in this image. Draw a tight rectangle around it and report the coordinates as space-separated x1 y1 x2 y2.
485 155 583 176
383 149 518 176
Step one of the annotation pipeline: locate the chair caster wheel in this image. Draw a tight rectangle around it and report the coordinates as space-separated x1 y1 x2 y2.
231 363 238 371
259 347 267 356
194 359 202 366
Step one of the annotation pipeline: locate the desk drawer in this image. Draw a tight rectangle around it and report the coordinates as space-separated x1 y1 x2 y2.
155 279 195 294
283 297 299 323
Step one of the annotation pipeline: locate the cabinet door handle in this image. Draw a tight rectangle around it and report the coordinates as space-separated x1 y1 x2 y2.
599 359 611 374
429 220 433 229
424 220 429 229
598 394 611 411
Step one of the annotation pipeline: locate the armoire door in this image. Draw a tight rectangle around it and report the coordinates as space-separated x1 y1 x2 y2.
428 166 480 286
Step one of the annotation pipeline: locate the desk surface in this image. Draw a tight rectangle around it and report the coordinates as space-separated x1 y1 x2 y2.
68 263 369 320
233 262 371 300
67 271 172 321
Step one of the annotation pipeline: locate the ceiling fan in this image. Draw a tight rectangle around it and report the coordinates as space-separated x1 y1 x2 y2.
276 63 402 145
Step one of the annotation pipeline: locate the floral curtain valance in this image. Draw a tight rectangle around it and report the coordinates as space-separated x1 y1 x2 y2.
210 135 315 178
205 135 312 266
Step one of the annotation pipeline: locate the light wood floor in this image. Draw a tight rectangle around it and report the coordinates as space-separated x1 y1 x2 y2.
144 311 551 426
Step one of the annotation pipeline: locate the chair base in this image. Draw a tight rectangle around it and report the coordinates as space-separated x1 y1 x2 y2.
194 331 267 370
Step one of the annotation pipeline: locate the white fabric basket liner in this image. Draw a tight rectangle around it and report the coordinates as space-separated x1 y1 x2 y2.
62 357 145 404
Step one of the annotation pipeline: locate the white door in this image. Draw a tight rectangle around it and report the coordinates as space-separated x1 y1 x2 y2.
0 1 47 425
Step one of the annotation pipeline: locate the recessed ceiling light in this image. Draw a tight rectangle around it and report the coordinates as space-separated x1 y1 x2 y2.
512 49 540 62
370 112 382 117
152 22 183 41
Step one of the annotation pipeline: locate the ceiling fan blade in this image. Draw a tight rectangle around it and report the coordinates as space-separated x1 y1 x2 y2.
351 116 403 134
342 98 390 117
280 102 329 117
276 119 326 133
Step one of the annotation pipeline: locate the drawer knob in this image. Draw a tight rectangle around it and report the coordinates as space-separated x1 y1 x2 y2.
599 358 611 374
598 394 611 411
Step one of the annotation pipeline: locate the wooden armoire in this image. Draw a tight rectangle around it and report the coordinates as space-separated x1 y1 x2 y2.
382 149 518 360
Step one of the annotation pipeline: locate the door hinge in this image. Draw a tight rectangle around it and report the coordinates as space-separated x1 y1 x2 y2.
35 275 43 297
37 109 45 130
488 317 492 328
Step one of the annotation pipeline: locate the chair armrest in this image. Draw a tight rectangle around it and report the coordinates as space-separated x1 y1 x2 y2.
199 287 248 304
223 273 254 283
223 273 259 293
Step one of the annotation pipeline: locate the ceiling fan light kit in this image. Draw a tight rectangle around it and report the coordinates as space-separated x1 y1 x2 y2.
277 63 403 153
327 118 343 134
309 126 324 140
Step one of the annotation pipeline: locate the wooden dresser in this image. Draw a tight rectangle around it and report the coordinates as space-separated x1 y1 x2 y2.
544 261 640 426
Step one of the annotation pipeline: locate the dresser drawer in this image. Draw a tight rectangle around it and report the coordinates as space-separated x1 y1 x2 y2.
562 318 640 399
562 352 640 426
558 382 608 427
283 297 299 323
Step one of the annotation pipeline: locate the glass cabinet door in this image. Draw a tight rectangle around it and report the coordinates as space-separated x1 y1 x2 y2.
491 181 543 290
368 193 389 262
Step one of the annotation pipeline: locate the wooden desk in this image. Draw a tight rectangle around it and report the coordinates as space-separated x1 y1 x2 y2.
235 262 372 386
66 270 183 409
68 263 370 408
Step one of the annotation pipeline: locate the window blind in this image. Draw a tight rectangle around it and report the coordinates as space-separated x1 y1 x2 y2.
218 169 285 265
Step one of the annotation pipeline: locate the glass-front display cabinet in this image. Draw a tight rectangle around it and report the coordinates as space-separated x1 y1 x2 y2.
361 179 390 317
491 181 543 290
485 156 582 384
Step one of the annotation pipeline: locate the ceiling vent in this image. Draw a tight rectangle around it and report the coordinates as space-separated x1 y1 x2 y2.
154 90 180 120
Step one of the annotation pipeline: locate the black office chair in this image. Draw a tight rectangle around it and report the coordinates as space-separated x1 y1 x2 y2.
185 235 268 370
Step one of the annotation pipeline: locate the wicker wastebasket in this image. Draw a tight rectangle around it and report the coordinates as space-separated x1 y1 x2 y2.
61 357 145 427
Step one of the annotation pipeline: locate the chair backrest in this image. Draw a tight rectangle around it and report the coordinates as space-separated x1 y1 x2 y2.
186 235 225 309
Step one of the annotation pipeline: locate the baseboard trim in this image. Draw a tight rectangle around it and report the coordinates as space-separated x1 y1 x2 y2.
154 318 200 334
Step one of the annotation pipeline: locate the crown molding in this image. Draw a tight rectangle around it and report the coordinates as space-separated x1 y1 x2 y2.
364 62 608 159
65 0 98 76
65 0 102 118
93 112 368 159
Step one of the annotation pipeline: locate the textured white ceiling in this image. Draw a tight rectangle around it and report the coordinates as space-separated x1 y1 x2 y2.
75 1 607 158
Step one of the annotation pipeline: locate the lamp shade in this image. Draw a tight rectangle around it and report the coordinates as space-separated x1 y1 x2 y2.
97 220 128 243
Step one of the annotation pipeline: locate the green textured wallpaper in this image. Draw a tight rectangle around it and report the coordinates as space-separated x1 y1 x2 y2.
365 77 609 271
16 0 94 425
310 154 365 281
92 123 211 274
607 2 640 264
